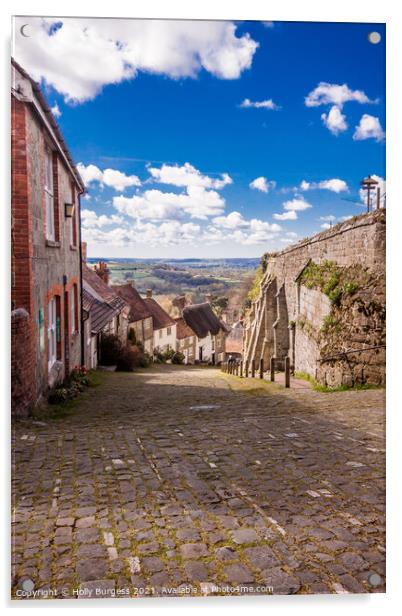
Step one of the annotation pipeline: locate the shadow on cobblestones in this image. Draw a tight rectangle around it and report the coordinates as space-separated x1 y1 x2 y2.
11 365 385 598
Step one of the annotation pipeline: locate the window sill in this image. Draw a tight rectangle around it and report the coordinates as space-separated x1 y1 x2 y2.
70 245 78 251
46 239 61 248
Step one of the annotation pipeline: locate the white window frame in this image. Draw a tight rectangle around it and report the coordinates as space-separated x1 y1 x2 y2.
45 146 55 241
48 297 57 369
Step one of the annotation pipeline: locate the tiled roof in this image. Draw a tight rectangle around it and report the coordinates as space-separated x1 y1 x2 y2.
82 288 95 313
88 297 117 334
112 283 152 322
175 317 196 340
11 58 84 191
182 303 228 339
144 297 176 330
83 264 128 333
83 264 117 304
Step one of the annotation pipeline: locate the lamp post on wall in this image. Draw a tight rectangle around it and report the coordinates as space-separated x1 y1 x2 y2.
64 202 75 218
360 175 379 213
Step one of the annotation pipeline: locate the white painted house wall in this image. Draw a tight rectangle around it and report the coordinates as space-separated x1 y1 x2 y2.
196 334 214 362
154 323 177 352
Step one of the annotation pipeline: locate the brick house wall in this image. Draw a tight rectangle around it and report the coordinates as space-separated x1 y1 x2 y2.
11 61 85 415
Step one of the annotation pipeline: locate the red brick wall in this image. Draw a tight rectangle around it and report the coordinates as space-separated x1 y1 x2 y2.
11 309 36 417
11 96 37 415
11 96 34 313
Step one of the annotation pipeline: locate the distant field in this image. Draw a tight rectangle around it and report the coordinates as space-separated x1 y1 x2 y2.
87 257 258 305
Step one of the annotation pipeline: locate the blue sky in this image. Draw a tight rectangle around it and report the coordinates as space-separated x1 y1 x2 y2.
14 18 385 258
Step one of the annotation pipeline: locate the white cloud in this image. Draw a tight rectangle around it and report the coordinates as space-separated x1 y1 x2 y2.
319 215 336 222
205 211 282 245
318 179 348 193
273 196 312 221
82 219 202 247
283 197 312 212
212 211 249 229
353 114 385 142
248 218 281 233
82 226 131 246
82 204 284 248
135 221 201 246
102 168 141 191
273 210 298 221
51 103 61 117
77 163 141 191
320 223 332 230
339 215 354 221
300 178 348 193
14 17 258 102
77 163 103 185
286 231 298 238
249 177 276 193
305 82 376 108
231 229 277 245
114 185 225 221
321 105 348 135
240 98 280 110
212 211 281 235
81 209 124 228
148 162 232 190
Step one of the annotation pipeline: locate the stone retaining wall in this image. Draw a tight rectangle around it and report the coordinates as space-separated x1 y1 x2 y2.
244 210 385 386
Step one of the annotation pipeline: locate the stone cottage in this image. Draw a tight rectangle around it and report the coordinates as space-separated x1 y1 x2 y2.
113 281 154 354
82 263 129 368
182 303 229 364
143 290 177 354
11 59 85 416
175 317 197 364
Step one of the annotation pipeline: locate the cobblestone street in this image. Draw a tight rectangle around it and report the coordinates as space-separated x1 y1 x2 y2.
12 366 386 598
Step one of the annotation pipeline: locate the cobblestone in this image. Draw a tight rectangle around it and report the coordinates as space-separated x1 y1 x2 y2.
11 366 385 597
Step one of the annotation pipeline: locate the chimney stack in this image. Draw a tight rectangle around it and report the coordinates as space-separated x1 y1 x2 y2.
173 295 187 315
94 261 110 285
146 289 153 299
205 293 212 304
126 278 135 288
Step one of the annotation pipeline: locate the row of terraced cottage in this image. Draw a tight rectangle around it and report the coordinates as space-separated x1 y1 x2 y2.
82 256 229 369
11 59 231 418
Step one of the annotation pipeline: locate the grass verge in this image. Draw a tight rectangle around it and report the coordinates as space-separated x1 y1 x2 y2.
219 372 281 396
295 371 382 393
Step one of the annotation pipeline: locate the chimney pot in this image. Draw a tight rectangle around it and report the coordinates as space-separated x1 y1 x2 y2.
94 261 110 285
146 289 152 299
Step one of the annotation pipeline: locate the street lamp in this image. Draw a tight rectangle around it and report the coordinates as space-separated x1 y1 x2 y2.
64 202 75 218
360 176 379 213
